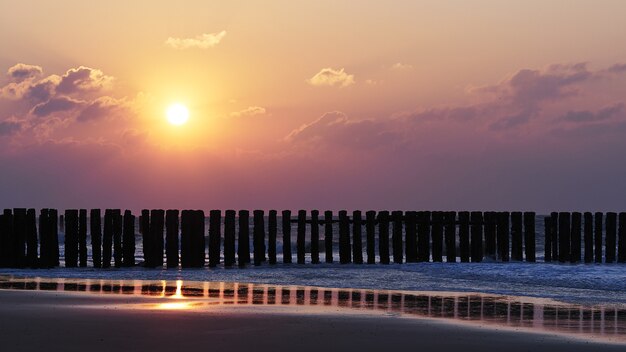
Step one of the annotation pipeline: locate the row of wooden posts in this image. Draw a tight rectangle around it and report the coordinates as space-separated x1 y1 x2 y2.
0 209 625 269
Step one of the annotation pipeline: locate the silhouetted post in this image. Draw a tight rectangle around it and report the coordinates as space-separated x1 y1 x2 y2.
324 211 333 263
484 212 496 260
417 211 430 262
352 210 363 264
64 209 78 268
570 212 581 263
90 209 102 268
253 210 265 266
365 211 376 264
618 212 626 263
223 210 236 266
544 215 552 262
50 209 59 266
38 209 49 268
238 210 250 266
282 210 292 264
209 210 222 268
0 210 12 267
297 210 306 264
111 210 122 268
338 210 351 264
523 212 536 262
606 212 617 263
594 212 603 263
26 209 38 268
550 212 558 260
378 211 390 264
510 212 522 262
180 210 192 268
584 212 593 263
391 211 404 264
141 210 151 267
431 212 444 262
74 209 86 267
151 210 165 267
405 211 417 262
123 210 135 267
268 210 277 265
165 210 179 268
496 212 509 262
459 211 470 262
470 211 483 262
311 210 320 264
11 208 27 268
444 211 457 262
193 210 206 267
558 212 570 263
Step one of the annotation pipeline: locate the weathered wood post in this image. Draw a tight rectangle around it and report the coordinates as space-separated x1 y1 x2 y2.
141 210 151 267
484 212 496 260
90 209 102 268
193 210 206 267
223 210 236 267
378 211 390 264
180 210 191 268
417 211 430 262
470 211 483 262
618 212 626 263
459 211 470 262
76 209 87 267
365 211 376 264
338 210 351 264
558 212 570 263
606 212 617 263
123 210 135 267
352 210 363 264
444 211 457 262
112 209 123 268
26 208 38 268
584 212 593 263
496 212 509 262
523 212 536 262
405 211 417 262
297 210 306 264
311 210 320 264
570 212 581 263
38 209 49 268
151 210 165 267
268 210 277 265
64 209 78 268
391 211 404 264
549 212 558 260
238 210 250 266
282 210 292 264
324 211 333 263
431 212 444 262
544 215 552 262
209 210 222 268
511 212 522 262
594 212 603 263
253 210 265 266
50 209 59 266
165 209 179 268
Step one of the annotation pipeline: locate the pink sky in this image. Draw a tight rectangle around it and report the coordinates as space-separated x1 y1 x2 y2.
1 1 626 212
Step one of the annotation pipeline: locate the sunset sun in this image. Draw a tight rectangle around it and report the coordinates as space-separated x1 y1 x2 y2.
166 103 189 125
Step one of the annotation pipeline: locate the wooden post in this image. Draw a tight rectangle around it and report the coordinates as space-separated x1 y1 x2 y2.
64 209 78 268
38 209 48 268
391 211 403 264
140 210 150 267
311 210 320 264
523 212 536 262
618 212 626 263
297 210 306 264
584 212 593 263
470 211 483 262
193 210 206 267
268 210 277 265
558 212 570 263
253 210 265 266
238 210 250 266
76 209 86 267
209 210 222 268
378 211 390 264
123 210 135 267
405 211 417 262
444 211 456 262
26 209 38 268
0 210 11 268
417 211 430 262
90 209 102 268
570 212 581 263
431 211 444 262
594 212 603 263
544 215 552 262
50 209 59 267
352 210 363 264
180 210 191 268
338 210 351 264
12 208 27 268
484 212 496 260
151 210 164 267
605 212 617 263
365 211 376 264
496 212 509 262
165 210 179 268
459 211 470 262
111 210 122 268
510 212 522 262
550 212 558 261
324 211 333 263
282 210 292 264
223 210 236 267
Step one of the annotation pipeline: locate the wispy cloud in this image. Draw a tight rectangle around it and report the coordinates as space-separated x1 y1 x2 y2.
307 68 355 87
230 106 266 117
390 62 413 70
165 31 227 50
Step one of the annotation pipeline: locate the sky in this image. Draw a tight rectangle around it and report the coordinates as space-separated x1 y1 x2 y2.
1 0 626 212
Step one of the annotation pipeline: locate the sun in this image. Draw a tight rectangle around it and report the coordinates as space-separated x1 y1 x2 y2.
166 103 189 125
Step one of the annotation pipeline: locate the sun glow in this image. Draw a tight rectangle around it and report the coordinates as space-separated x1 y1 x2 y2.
166 103 189 125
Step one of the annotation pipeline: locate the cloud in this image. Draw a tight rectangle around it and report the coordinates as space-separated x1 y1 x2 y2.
560 103 624 123
230 106 266 117
0 117 26 137
30 96 83 117
76 96 127 122
165 31 227 49
307 68 355 87
390 62 413 70
7 64 43 82
56 66 113 94
607 63 626 74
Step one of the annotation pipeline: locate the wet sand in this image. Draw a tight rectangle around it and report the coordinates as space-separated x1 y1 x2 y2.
0 289 624 352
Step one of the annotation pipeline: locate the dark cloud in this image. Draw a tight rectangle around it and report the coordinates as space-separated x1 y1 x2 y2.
30 96 83 117
7 63 43 82
76 96 125 122
560 103 624 123
0 119 25 136
56 66 113 94
607 63 626 74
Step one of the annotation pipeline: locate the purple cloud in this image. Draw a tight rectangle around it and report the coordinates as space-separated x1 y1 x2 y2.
7 63 43 82
30 96 83 117
56 66 113 94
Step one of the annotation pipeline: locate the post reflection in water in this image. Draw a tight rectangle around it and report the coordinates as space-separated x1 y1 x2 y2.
0 276 625 342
